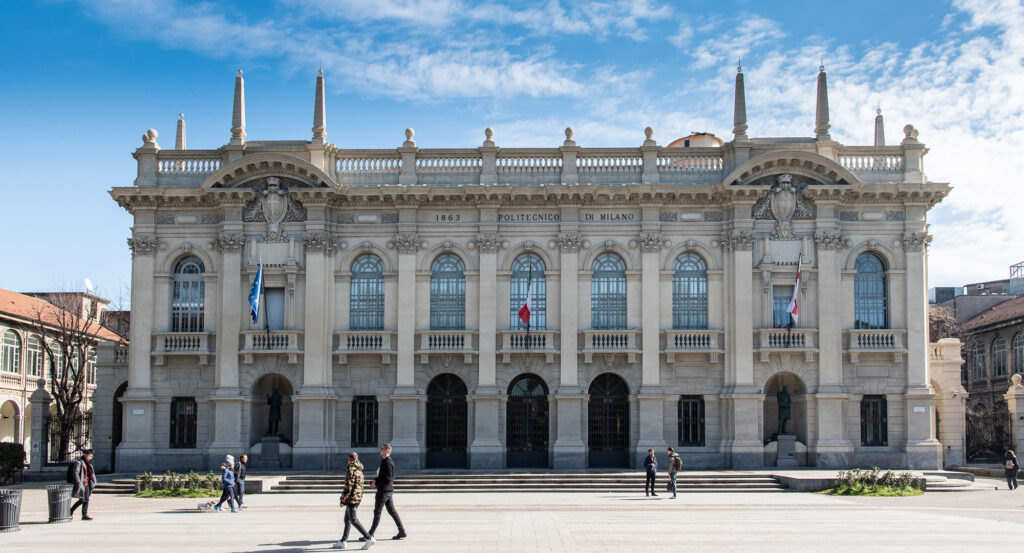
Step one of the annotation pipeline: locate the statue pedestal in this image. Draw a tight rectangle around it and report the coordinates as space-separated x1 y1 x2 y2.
258 435 282 469
776 434 799 467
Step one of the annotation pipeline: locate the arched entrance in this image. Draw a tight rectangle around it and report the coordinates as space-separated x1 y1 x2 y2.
250 374 295 446
425 374 468 468
506 374 549 468
588 373 630 468
0 400 20 444
111 382 127 472
763 372 808 443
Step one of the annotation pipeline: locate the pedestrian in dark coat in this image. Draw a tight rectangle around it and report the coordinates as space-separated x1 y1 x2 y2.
1005 450 1020 490
214 454 238 512
233 454 248 508
70 449 96 520
366 443 407 540
643 449 658 496
335 452 374 550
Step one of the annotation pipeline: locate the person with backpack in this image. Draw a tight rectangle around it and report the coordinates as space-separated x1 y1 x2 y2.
667 447 683 499
1005 450 1019 490
334 452 374 550
69 449 95 520
214 454 238 512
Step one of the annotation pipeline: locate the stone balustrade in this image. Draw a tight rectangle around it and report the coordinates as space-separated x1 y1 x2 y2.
241 330 302 364
152 332 213 365
581 329 640 364
756 328 818 362
663 329 724 362
334 331 395 364
838 148 905 184
417 330 477 364
498 330 558 364
845 329 907 363
154 150 222 185
0 372 23 388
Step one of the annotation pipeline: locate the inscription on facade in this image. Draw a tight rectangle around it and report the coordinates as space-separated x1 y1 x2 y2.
582 211 637 222
498 212 560 222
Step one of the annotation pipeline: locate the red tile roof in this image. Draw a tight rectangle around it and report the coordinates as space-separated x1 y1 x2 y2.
0 287 126 343
960 295 1024 332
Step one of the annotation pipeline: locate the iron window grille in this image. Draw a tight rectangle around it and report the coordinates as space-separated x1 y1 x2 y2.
672 253 708 330
854 253 888 329
169 397 197 449
350 254 385 330
678 395 706 446
171 256 205 332
510 253 546 330
591 253 627 330
860 395 888 446
430 254 466 330
351 396 378 447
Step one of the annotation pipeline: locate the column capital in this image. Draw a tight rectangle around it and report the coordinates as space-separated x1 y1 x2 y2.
635 232 667 253
302 231 345 253
127 235 159 257
813 230 850 250
552 233 585 253
472 233 505 253
214 233 245 253
901 232 932 252
719 230 756 252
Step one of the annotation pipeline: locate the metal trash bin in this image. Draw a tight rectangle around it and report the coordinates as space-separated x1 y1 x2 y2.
46 484 72 524
0 489 22 532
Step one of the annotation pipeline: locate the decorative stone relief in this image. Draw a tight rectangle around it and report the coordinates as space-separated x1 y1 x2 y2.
901 232 932 251
388 233 422 254
302 232 345 253
127 235 159 257
333 213 355 224
201 213 224 225
380 213 398 224
472 234 504 253
703 211 725 222
659 211 678 222
886 211 906 221
813 230 850 250
839 211 859 221
242 177 308 242
214 233 245 253
636 232 666 253
155 214 176 225
552 233 585 253
752 174 815 240
720 230 756 251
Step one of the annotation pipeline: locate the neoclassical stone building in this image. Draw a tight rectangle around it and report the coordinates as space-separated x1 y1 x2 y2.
97 67 961 472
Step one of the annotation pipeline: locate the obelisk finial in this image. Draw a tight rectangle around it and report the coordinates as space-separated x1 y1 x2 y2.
175 112 186 150
733 63 748 140
312 69 327 144
814 64 831 141
230 69 246 145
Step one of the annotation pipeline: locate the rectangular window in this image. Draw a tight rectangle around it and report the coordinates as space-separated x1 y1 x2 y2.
170 397 197 448
678 396 705 446
772 286 794 327
351 396 378 448
860 395 888 447
264 288 285 331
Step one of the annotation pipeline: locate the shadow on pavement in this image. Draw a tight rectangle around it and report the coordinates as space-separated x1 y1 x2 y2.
232 540 337 552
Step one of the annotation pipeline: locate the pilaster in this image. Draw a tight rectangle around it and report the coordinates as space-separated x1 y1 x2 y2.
812 228 852 465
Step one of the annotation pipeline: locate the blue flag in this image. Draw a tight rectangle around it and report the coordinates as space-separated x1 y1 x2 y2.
248 264 263 324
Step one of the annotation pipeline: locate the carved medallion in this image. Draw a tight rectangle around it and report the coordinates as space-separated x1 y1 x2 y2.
242 177 308 242
752 174 815 240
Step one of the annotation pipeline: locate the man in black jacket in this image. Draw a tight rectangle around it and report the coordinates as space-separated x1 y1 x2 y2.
234 454 248 508
365 443 407 540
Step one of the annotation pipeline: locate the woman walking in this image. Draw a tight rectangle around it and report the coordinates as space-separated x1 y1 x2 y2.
334 452 374 550
1005 449 1019 490
214 454 238 512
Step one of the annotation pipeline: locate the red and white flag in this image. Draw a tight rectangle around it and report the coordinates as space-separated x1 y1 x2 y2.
786 253 802 325
518 275 533 328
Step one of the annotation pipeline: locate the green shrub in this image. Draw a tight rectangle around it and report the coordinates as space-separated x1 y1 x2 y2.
827 466 921 496
0 443 26 484
133 469 222 497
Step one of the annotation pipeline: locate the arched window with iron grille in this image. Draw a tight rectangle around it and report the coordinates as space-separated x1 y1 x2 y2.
591 253 626 330
171 256 205 332
430 254 466 330
672 253 708 330
350 254 385 330
510 253 546 330
854 252 888 329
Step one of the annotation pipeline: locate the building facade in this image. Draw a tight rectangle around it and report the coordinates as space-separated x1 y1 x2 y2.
99 67 960 472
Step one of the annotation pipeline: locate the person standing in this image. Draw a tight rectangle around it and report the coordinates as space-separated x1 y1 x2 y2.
643 449 658 497
334 452 374 550
1005 450 1019 490
234 454 248 509
366 443 407 541
667 447 682 499
214 455 238 513
69 449 96 521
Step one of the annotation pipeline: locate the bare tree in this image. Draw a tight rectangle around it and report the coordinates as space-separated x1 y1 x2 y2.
23 291 111 462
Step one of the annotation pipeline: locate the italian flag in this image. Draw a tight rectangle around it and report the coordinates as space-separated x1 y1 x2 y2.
786 253 802 325
518 271 533 329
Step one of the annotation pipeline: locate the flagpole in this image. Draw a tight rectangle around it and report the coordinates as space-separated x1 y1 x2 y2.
525 264 532 348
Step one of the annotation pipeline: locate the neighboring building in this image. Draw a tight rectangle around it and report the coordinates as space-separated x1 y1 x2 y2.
959 296 1024 461
929 286 962 305
99 66 959 472
0 288 124 468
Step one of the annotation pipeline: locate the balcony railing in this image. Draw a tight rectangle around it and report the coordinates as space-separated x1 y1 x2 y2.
845 329 907 363
0 372 23 388
416 330 477 364
581 329 640 363
663 330 724 362
756 329 818 362
241 330 303 364
152 332 213 365
498 330 558 364
334 331 395 363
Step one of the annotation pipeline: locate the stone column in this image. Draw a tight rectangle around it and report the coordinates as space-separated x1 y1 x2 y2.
117 232 159 471
390 232 421 468
930 338 966 467
720 228 762 468
209 231 246 455
1004 374 1024 467
903 229 941 469
292 229 339 469
812 228 853 466
470 233 502 468
28 387 50 472
636 231 667 460
553 228 586 468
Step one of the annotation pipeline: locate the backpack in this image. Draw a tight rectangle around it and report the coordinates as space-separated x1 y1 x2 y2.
670 455 683 472
66 461 77 484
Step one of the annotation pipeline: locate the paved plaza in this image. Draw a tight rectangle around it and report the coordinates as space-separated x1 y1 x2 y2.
2 476 1021 552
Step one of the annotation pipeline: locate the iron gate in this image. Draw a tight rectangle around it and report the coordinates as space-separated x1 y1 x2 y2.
966 400 1012 462
506 374 549 468
426 374 468 468
588 373 630 468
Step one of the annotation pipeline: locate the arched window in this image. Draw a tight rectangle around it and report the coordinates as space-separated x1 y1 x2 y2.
970 340 987 380
430 254 466 330
510 254 546 330
672 253 708 330
992 337 1008 377
26 335 43 377
171 256 205 332
350 254 385 330
1014 333 1024 374
49 341 63 380
591 253 627 330
854 253 888 329
1 330 20 374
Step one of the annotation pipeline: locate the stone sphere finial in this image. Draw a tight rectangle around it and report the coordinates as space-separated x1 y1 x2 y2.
237 69 243 77
565 127 574 140
1013 373 1022 386
903 124 915 138
644 126 654 139
485 127 494 140
405 127 415 140
143 128 158 144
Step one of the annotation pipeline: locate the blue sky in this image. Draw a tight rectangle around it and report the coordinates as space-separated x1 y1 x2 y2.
1 0 1022 301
